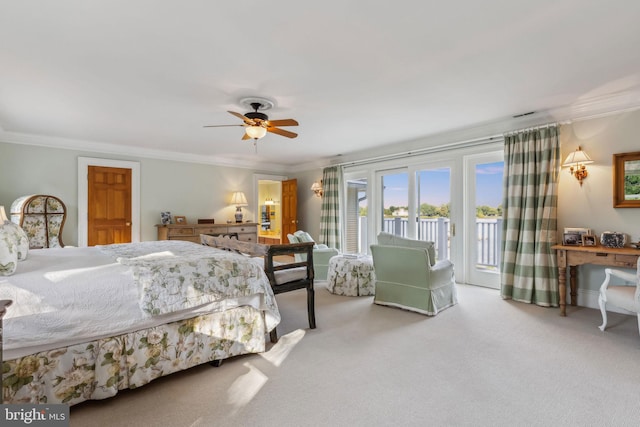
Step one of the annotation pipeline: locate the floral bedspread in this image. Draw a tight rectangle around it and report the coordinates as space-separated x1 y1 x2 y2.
98 241 278 319
3 305 266 405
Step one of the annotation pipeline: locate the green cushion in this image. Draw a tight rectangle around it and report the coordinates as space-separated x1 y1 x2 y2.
294 230 315 243
377 232 436 266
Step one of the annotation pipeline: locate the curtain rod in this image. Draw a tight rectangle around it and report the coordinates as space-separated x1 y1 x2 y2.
503 121 570 137
336 120 574 169
336 134 503 168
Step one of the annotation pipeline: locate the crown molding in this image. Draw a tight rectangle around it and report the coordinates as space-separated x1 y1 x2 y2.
0 129 290 172
551 89 640 122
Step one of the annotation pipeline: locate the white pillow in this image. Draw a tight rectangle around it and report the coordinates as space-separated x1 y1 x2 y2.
0 224 18 276
3 221 29 261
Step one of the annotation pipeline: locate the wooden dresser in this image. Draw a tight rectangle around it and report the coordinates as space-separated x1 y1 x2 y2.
258 235 282 245
156 222 258 244
552 244 640 316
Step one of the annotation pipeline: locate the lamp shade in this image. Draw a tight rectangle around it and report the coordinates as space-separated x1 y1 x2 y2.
310 181 324 197
230 191 248 206
245 126 267 140
562 147 594 168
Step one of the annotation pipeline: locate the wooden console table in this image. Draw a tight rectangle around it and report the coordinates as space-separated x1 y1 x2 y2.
552 245 639 316
156 222 257 244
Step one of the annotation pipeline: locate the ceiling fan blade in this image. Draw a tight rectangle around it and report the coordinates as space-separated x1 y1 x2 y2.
203 124 245 128
267 127 298 139
228 110 248 120
228 110 256 126
266 118 299 127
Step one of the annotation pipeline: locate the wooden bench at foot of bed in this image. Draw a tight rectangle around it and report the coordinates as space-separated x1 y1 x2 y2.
200 234 316 343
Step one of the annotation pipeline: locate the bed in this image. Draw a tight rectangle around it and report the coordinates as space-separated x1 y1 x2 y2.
0 240 280 405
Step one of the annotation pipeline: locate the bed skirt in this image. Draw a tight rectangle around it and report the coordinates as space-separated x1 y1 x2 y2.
2 305 267 405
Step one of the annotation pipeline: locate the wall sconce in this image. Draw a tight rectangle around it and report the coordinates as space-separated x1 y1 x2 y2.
310 180 324 197
562 146 594 186
230 191 248 223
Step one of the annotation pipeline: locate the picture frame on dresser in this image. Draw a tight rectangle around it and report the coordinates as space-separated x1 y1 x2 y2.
581 234 597 246
174 216 186 224
161 211 171 225
613 151 640 208
564 227 591 236
563 233 582 246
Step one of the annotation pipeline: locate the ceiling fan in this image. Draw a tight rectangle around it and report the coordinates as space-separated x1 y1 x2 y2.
204 99 298 142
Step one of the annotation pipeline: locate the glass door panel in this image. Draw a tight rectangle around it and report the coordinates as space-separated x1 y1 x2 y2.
380 171 409 237
465 153 503 288
416 167 451 261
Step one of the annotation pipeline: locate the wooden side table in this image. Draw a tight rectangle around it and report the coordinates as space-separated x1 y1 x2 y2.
552 245 639 316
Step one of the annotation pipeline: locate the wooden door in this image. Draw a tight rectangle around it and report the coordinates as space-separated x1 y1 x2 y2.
88 166 132 246
281 179 298 238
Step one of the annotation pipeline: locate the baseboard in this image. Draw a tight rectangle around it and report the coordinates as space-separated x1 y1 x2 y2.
570 289 634 315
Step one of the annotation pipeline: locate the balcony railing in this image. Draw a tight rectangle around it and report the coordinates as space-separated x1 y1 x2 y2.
377 217 502 269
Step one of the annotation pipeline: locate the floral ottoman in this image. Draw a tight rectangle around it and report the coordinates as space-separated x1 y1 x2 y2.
326 254 375 296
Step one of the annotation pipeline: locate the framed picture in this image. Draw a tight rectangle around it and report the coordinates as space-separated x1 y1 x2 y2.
174 216 186 224
564 227 591 236
582 234 597 246
613 151 640 208
563 232 582 246
161 212 171 225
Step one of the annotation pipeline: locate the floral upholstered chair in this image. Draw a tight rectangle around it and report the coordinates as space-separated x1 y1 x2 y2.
10 195 67 249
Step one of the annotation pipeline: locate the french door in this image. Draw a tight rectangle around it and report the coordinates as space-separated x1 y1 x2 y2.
464 152 504 288
359 145 502 286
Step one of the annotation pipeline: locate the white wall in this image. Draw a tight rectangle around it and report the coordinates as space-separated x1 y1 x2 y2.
0 142 287 244
557 109 640 304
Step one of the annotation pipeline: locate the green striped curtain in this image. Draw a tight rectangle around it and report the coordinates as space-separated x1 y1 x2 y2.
500 125 560 306
319 166 342 250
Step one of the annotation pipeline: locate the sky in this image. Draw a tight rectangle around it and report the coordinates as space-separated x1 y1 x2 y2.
382 161 504 208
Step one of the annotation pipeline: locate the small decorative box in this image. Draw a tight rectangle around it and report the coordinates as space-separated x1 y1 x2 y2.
600 232 627 248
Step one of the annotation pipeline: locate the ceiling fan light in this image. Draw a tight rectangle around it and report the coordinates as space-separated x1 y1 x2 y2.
246 126 267 139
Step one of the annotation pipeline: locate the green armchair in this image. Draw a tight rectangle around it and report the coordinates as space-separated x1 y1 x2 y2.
287 231 339 281
370 232 457 315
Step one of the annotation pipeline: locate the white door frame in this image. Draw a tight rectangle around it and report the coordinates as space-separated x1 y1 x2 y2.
78 157 141 247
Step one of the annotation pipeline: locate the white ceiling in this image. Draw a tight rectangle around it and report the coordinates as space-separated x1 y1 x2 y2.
1 1 639 170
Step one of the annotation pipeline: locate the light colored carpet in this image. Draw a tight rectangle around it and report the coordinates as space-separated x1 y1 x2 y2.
70 283 640 427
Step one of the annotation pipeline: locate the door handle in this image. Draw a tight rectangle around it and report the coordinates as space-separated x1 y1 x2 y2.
126 222 131 226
